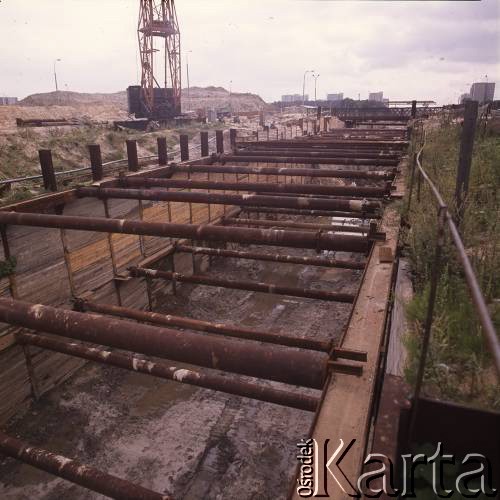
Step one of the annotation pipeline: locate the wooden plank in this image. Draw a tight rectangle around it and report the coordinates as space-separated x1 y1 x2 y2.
291 182 404 500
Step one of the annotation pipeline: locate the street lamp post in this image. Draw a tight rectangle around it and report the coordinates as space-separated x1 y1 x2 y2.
53 58 61 92
312 73 320 102
302 70 314 107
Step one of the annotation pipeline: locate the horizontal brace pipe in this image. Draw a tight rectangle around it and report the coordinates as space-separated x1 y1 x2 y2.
231 149 401 160
18 332 319 412
241 206 381 219
129 267 356 304
0 211 370 253
173 164 395 180
77 187 381 213
220 155 399 167
234 140 408 149
75 299 330 352
122 177 390 198
176 244 366 270
0 297 327 389
0 429 168 500
222 217 371 234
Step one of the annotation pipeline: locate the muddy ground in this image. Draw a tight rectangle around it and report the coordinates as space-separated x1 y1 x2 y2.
0 238 363 499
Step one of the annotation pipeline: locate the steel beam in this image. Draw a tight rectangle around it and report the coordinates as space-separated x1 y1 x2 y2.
0 211 370 253
122 177 390 198
175 244 366 270
77 187 381 213
18 332 319 412
0 297 327 389
75 299 330 351
0 430 168 500
172 164 395 180
129 267 356 303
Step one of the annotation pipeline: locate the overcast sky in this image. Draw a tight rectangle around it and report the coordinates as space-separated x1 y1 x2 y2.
0 0 498 104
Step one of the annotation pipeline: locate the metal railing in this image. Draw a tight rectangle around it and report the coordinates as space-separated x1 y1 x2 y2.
407 125 500 435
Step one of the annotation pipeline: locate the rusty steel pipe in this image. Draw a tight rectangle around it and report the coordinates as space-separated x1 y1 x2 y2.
176 244 366 270
122 177 390 198
173 164 394 180
220 155 399 167
231 149 401 159
234 140 408 149
0 211 370 253
129 267 356 303
18 332 319 412
75 299 330 352
241 207 381 219
0 297 327 389
222 217 370 234
76 186 381 213
0 430 169 500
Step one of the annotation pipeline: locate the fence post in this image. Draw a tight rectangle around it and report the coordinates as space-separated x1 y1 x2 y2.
157 137 168 166
126 140 139 172
455 99 478 224
216 130 224 153
408 205 446 439
38 149 58 191
88 144 103 182
180 134 189 161
411 100 417 119
200 131 209 157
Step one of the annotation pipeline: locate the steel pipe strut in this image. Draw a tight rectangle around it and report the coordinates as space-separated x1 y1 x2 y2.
222 217 370 234
173 164 394 180
77 186 381 213
230 150 401 160
0 211 370 253
122 177 389 198
219 155 399 167
241 207 381 219
75 299 330 352
175 244 366 270
129 267 356 303
0 297 327 389
18 332 319 412
0 430 169 500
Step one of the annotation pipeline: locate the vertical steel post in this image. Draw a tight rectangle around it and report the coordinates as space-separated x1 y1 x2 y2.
411 100 417 119
88 144 103 182
408 205 446 439
157 136 168 166
200 131 209 157
229 128 237 150
406 152 417 214
180 134 189 161
216 130 224 153
455 99 478 224
38 150 58 191
126 140 139 172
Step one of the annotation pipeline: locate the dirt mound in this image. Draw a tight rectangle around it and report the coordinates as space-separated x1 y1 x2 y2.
20 91 127 108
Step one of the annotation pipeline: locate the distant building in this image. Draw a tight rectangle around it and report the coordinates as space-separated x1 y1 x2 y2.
327 93 343 102
469 82 495 104
0 97 18 105
382 98 390 106
369 92 384 102
281 94 305 103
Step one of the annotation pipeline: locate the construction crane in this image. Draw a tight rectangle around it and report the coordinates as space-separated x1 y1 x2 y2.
127 0 181 121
